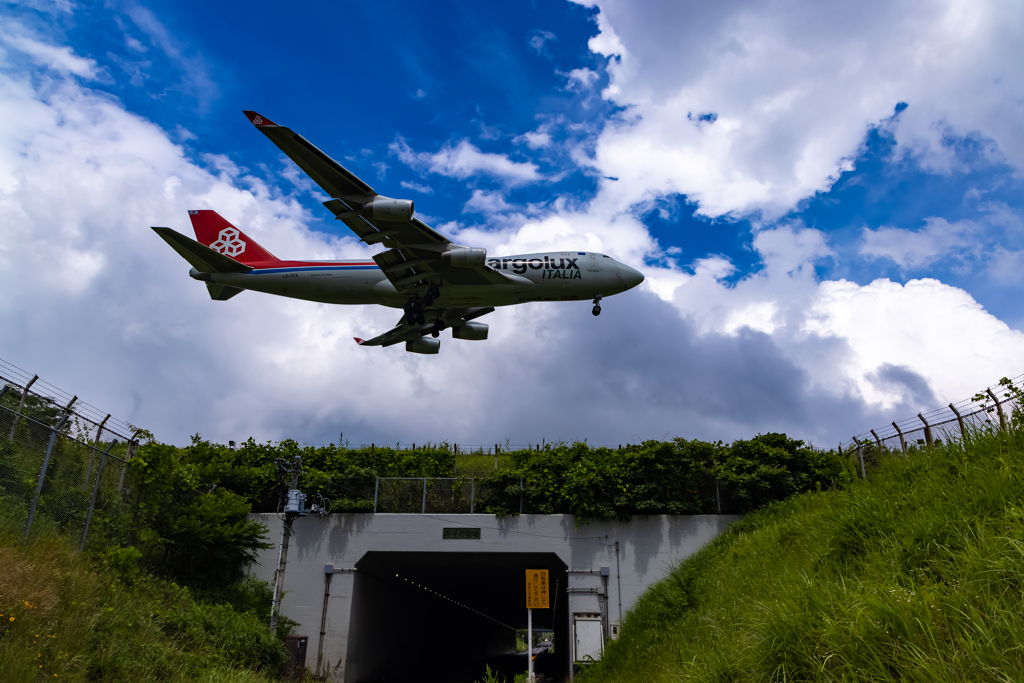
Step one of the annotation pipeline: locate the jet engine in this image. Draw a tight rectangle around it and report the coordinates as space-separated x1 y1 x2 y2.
406 337 440 354
451 322 488 341
442 247 487 269
362 197 414 221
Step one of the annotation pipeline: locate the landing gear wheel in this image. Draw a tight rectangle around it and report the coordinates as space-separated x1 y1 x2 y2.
592 305 602 316
431 330 440 338
428 285 440 299
415 313 426 325
423 295 434 306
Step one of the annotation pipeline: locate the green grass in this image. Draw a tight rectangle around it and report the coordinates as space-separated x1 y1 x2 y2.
0 533 287 683
583 419 1024 682
454 454 514 477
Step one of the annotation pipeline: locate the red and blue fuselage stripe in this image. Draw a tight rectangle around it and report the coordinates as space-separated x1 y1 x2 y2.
241 261 380 275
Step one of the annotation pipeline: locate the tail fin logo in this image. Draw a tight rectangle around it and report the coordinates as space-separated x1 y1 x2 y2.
211 228 246 257
252 115 263 125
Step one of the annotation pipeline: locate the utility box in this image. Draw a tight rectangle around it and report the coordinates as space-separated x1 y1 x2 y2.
573 614 604 664
283 635 308 679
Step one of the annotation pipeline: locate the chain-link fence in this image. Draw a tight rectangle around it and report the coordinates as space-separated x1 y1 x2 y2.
1 361 138 550
842 373 1023 478
373 477 478 513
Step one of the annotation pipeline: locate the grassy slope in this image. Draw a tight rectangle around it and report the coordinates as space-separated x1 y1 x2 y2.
0 534 285 683
584 421 1024 683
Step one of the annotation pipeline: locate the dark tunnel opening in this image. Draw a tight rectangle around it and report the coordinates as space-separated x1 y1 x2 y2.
345 552 569 683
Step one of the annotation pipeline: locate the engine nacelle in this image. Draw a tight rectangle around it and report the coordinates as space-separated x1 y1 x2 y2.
406 337 440 354
442 247 487 269
452 322 488 341
362 197 414 222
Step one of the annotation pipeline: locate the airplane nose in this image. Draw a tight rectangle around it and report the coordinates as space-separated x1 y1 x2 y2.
620 264 644 290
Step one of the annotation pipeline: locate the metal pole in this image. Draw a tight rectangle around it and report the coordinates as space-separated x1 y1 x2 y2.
892 422 906 455
918 413 934 447
870 429 883 456
852 437 867 481
83 414 111 489
986 388 1006 429
316 565 333 677
528 607 534 683
80 440 118 551
117 440 137 494
950 403 965 437
520 478 524 514
715 479 722 514
9 374 37 441
421 477 427 514
615 541 622 628
24 414 70 541
270 458 302 634
0 386 8 400
373 477 379 513
470 477 475 514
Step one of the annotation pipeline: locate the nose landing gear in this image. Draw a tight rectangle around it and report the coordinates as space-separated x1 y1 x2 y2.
592 295 603 316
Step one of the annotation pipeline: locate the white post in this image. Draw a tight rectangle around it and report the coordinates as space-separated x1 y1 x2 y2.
527 607 534 683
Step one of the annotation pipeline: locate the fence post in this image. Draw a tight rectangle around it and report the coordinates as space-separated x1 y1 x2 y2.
373 477 379 513
421 477 427 514
470 477 475 514
852 437 867 481
892 422 907 455
24 414 71 541
986 388 1006 430
949 403 965 437
520 477 524 515
83 414 111 489
81 440 118 551
0 385 8 400
117 440 138 494
870 429 883 456
715 479 722 514
8 374 37 441
918 413 934 447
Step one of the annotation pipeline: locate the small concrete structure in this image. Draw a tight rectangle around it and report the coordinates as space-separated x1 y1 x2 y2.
249 513 739 682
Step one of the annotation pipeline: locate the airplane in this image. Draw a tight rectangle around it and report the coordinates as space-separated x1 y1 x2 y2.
152 111 644 354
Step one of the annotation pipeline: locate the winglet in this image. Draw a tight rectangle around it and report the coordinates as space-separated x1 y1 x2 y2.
242 110 279 127
354 338 365 345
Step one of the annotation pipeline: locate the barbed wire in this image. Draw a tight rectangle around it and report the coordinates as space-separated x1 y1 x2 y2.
0 357 135 442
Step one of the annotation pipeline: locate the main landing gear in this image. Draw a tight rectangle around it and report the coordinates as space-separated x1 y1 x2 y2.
404 286 442 326
592 295 603 316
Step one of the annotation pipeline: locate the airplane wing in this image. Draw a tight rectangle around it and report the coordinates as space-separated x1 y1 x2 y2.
355 307 494 347
242 111 512 296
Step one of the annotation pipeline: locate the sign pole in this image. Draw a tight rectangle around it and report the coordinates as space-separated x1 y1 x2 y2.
527 606 534 683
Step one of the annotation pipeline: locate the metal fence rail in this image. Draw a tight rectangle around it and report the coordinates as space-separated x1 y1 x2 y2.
842 373 1023 478
0 361 138 550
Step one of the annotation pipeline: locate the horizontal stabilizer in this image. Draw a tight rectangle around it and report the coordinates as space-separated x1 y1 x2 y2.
152 227 253 274
207 283 244 301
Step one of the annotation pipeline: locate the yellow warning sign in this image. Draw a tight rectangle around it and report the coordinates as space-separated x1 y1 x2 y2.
526 569 549 609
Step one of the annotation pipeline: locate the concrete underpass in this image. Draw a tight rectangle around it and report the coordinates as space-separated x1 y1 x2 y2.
249 513 739 682
346 552 568 682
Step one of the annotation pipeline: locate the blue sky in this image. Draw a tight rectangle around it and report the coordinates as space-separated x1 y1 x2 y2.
1 0 1022 447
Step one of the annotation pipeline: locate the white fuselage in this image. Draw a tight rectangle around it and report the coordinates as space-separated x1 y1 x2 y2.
203 251 643 308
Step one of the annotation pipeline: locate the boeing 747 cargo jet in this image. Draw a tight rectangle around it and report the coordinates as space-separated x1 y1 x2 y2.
152 111 644 354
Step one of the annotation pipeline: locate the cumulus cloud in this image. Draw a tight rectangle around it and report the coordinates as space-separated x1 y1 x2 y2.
0 22 100 78
860 217 980 270
390 136 540 185
570 0 1024 219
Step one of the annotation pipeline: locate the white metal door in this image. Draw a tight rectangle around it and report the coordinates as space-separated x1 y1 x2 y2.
573 616 604 662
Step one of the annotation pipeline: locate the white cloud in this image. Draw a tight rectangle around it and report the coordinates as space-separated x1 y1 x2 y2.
528 29 556 56
463 189 512 215
0 23 99 78
570 0 1024 219
562 67 599 91
390 137 540 185
860 217 979 269
400 180 433 195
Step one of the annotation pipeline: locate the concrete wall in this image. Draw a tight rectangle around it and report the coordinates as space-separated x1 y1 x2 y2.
249 513 739 682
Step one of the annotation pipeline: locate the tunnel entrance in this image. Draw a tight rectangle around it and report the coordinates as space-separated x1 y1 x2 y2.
345 552 569 683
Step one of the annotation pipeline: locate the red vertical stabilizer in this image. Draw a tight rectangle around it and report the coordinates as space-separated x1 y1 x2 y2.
188 210 280 265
